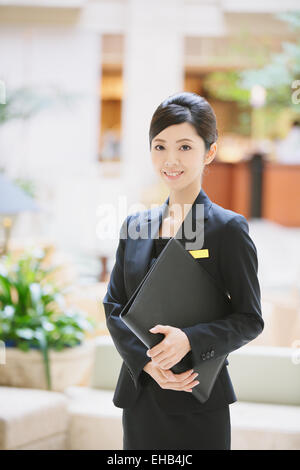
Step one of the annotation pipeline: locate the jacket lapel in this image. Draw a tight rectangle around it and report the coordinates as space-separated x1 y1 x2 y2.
124 188 212 298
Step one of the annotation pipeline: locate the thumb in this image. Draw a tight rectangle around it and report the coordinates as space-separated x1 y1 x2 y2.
149 324 168 333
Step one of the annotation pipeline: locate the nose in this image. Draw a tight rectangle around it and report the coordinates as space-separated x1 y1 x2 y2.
164 152 180 166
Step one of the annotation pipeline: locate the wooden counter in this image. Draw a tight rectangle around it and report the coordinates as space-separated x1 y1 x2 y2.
202 161 251 219
262 162 300 227
202 160 300 227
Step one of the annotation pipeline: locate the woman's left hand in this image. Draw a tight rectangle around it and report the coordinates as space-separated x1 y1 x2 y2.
147 324 192 370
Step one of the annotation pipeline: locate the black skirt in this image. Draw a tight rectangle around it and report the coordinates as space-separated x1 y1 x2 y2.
122 378 231 450
122 237 231 450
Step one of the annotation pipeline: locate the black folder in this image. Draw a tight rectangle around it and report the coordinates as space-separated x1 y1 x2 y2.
120 237 232 404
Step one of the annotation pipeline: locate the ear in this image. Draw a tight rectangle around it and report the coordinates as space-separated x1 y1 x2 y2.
205 142 217 164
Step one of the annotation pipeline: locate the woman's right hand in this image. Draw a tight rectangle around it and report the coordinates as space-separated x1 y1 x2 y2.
143 361 199 393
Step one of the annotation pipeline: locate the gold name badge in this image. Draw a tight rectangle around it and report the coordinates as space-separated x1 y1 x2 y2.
188 249 209 259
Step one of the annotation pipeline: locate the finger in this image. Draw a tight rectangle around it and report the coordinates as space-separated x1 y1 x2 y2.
152 349 169 362
163 373 199 389
177 368 195 377
157 372 183 389
162 378 199 391
149 324 169 333
185 382 199 393
174 372 199 386
183 373 199 386
163 381 186 390
159 367 178 382
161 369 177 382
173 369 195 381
159 365 181 382
147 344 165 359
156 355 175 369
177 378 199 391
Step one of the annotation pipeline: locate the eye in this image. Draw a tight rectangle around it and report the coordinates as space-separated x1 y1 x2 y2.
181 144 191 151
154 144 191 151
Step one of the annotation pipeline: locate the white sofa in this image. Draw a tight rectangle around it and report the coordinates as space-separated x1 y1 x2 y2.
64 336 300 450
64 336 123 450
227 346 300 450
0 387 69 450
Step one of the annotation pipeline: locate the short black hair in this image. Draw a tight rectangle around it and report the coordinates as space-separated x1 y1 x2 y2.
149 92 218 152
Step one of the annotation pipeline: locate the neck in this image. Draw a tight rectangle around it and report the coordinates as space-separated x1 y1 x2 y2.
167 181 201 219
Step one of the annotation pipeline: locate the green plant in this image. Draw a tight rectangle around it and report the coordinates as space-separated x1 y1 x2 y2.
203 12 300 138
203 71 252 135
203 70 251 105
0 248 96 390
239 11 300 114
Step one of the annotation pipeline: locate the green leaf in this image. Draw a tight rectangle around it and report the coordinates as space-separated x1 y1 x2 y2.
17 342 30 352
0 274 12 302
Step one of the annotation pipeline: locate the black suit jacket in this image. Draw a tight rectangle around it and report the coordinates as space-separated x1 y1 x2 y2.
103 188 264 413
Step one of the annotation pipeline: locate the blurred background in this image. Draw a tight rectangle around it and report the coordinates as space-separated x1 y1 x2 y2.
0 0 300 451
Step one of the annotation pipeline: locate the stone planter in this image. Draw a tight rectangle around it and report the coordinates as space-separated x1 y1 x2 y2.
0 338 96 392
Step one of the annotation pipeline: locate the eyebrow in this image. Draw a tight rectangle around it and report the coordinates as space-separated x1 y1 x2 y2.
153 138 195 143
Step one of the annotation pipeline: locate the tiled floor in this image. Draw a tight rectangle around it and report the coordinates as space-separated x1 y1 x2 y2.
246 218 300 348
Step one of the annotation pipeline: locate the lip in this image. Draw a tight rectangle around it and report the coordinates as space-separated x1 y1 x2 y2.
163 170 184 180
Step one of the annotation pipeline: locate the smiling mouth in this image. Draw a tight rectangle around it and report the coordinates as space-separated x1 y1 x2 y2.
163 170 184 179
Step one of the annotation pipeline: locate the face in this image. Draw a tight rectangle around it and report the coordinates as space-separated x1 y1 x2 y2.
151 122 217 189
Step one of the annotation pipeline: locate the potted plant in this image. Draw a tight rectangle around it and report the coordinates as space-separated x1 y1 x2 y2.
0 247 96 391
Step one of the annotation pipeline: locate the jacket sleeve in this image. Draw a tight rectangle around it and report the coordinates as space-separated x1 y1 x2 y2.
180 214 264 364
103 214 151 390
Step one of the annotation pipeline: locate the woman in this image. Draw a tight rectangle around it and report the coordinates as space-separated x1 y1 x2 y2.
103 92 264 450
